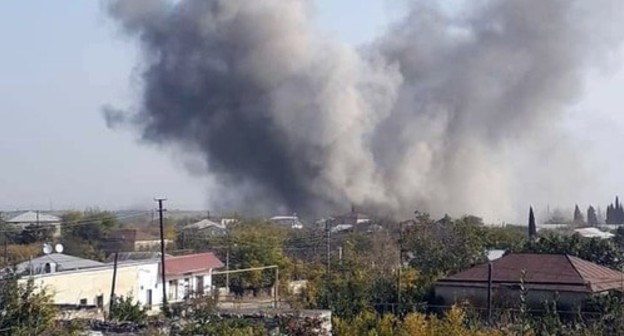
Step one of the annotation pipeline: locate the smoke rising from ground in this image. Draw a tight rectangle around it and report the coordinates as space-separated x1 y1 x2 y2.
106 0 623 221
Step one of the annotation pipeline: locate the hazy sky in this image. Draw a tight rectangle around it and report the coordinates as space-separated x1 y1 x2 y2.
0 0 394 212
1 1 623 220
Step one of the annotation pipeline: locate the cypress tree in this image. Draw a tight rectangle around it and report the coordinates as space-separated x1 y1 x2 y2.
528 206 537 241
587 206 598 227
573 204 585 226
607 204 613 224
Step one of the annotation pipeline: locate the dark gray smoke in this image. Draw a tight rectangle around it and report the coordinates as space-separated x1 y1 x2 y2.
106 0 623 220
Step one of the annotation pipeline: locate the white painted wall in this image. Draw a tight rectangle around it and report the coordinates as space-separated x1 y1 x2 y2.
164 270 214 302
24 260 160 311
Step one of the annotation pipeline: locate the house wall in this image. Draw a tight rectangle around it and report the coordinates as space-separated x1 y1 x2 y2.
134 239 172 251
165 271 214 302
22 261 161 311
435 284 589 308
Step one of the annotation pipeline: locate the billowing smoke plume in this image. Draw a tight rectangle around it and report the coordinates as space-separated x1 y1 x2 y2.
106 0 623 220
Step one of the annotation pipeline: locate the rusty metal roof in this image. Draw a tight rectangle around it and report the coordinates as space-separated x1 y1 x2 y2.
438 253 624 293
165 252 224 276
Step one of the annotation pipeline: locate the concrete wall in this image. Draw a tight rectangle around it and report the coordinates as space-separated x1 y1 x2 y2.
22 261 161 311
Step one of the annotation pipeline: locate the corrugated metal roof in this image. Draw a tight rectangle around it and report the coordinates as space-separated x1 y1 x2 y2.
15 253 104 275
165 252 224 276
184 219 226 231
438 253 624 293
574 227 614 239
7 211 60 223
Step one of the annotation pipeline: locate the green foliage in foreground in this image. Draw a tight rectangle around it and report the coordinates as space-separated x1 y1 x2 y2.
0 274 83 336
109 294 148 323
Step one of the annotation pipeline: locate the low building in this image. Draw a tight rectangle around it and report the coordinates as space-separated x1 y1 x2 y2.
270 216 304 229
12 251 223 314
108 229 172 252
333 211 370 227
331 210 377 233
330 224 353 234
165 252 224 302
14 252 104 276
6 211 62 237
182 218 227 236
436 253 624 308
573 227 615 239
18 254 160 311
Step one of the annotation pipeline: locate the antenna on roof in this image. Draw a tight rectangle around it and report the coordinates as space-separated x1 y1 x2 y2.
54 243 64 254
42 243 52 255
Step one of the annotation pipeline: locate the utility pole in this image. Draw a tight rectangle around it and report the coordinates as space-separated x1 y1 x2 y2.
0 211 6 266
325 219 331 309
325 220 331 275
155 198 168 315
338 246 343 265
225 230 232 295
397 221 403 315
487 261 493 324
109 252 119 316
274 267 279 308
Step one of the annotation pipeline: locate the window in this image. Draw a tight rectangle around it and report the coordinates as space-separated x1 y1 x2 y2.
44 263 51 273
79 298 87 306
146 289 153 309
196 276 204 294
183 278 190 298
96 295 104 308
168 280 178 300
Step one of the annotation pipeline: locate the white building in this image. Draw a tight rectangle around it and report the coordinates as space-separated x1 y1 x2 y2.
270 216 304 229
165 252 224 302
14 252 224 313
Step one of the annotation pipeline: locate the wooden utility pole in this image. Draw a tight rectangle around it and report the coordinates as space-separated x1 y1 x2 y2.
397 221 403 315
226 231 232 295
155 198 168 314
1 211 7 266
487 262 493 323
325 220 331 275
109 252 119 316
274 267 279 308
325 219 331 309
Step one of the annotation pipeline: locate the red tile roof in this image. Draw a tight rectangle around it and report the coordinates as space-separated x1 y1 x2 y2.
438 254 624 293
164 252 224 276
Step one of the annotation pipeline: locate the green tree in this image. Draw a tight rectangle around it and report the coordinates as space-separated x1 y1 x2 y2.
573 204 585 227
60 210 120 260
482 226 525 251
0 274 67 335
109 295 147 323
528 207 536 240
520 232 624 270
228 219 292 296
404 214 487 277
587 206 598 227
18 224 55 244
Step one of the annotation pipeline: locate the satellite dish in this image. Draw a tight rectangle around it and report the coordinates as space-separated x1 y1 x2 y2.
54 244 64 254
42 243 52 255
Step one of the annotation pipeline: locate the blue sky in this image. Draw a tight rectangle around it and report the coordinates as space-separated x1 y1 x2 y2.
1 1 623 219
